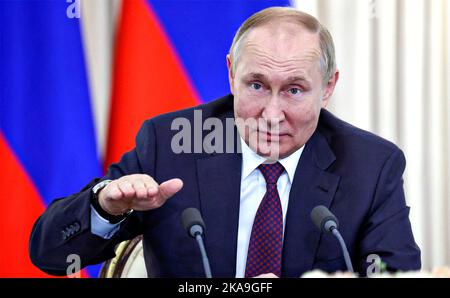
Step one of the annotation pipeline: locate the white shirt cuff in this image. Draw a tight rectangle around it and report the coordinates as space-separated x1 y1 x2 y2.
90 205 122 239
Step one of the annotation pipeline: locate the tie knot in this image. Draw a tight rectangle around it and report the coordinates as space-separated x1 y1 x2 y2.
258 162 285 185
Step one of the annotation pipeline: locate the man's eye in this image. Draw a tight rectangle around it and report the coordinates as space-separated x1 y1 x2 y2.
250 83 262 90
288 88 302 95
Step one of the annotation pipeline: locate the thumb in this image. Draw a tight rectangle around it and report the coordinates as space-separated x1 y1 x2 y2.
157 178 183 200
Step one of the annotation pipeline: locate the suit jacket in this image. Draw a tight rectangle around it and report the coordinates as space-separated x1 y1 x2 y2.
29 94 421 277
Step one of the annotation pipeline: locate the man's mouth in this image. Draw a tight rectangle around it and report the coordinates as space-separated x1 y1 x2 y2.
257 130 289 141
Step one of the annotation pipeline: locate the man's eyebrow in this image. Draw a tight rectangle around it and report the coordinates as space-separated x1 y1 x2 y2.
244 73 312 83
286 76 310 83
246 73 267 80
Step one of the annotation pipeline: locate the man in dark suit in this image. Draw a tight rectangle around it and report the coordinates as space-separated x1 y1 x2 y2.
29 7 420 277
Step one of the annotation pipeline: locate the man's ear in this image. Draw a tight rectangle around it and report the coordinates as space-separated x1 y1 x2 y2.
321 70 339 108
226 54 235 94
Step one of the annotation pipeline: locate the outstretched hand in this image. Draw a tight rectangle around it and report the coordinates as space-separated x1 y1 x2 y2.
98 174 183 215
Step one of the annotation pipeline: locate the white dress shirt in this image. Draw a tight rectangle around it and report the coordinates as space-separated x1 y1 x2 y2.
235 137 304 277
90 205 122 239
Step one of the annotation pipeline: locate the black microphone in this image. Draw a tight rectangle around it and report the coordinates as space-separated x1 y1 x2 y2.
311 205 354 273
181 207 212 278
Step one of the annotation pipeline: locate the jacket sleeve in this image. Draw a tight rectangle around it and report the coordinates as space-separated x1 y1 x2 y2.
356 148 421 275
29 120 157 276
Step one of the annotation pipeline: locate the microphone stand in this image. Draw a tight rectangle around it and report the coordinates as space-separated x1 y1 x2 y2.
330 227 354 273
194 233 212 278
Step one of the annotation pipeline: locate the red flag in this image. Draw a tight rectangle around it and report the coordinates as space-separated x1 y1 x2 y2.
105 0 199 168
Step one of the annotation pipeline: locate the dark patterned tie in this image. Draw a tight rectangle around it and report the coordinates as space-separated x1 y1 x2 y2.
245 162 285 278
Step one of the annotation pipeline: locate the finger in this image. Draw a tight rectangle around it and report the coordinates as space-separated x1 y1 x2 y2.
146 183 159 197
156 178 183 201
118 181 136 199
106 183 123 201
140 174 157 188
132 179 183 211
132 180 147 199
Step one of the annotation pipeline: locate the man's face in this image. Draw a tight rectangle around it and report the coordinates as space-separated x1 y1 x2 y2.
228 21 338 159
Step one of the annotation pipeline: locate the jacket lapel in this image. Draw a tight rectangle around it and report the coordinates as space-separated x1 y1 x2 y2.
282 129 341 277
196 150 242 277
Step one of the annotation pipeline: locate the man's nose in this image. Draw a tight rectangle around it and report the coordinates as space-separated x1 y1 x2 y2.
261 95 286 126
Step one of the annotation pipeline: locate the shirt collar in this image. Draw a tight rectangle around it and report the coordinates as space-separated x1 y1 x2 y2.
240 137 304 182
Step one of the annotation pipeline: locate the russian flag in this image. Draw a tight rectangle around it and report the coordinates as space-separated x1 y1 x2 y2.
0 0 101 277
1 0 290 278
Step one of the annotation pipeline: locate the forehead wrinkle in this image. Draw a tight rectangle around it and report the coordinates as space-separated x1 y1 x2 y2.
241 51 319 83
243 43 321 69
256 64 309 80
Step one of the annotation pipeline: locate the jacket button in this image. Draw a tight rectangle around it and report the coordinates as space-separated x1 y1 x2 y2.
73 222 80 232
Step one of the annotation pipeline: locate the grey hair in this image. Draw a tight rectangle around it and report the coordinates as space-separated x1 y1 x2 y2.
229 7 336 85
